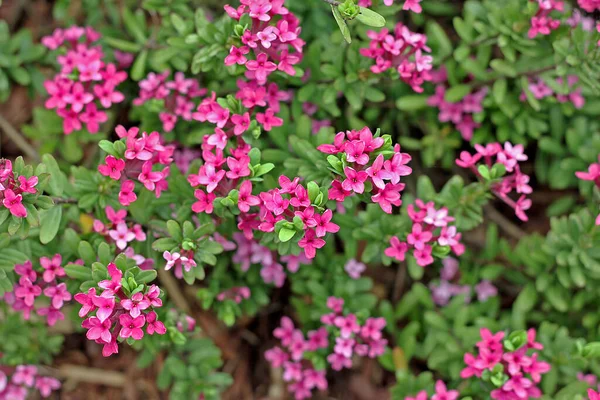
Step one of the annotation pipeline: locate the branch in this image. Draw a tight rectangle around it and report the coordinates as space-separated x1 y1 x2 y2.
0 114 40 162
55 365 126 386
322 0 341 5
484 204 526 240
158 269 191 314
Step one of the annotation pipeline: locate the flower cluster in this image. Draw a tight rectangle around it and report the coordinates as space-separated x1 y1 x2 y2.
528 0 563 39
41 26 127 134
358 0 422 12
405 381 459 400
318 127 413 214
321 297 387 370
385 200 464 267
520 75 585 109
429 257 498 306
0 159 38 218
578 0 600 12
162 250 199 280
576 154 600 225
3 255 72 326
456 142 532 221
98 125 175 205
360 23 433 93
461 328 550 399
93 206 146 250
428 85 488 141
224 0 304 85
216 286 251 303
265 298 386 399
265 317 328 400
134 71 208 132
232 231 310 287
0 365 61 399
75 262 166 357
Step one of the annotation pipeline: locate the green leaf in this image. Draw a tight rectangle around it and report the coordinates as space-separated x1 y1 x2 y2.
136 269 158 284
122 7 147 43
396 95 429 111
78 241 96 265
493 79 507 104
356 7 385 28
64 263 93 281
444 84 471 103
104 37 141 52
490 59 516 77
39 206 62 244
332 6 352 44
279 227 296 243
131 50 148 81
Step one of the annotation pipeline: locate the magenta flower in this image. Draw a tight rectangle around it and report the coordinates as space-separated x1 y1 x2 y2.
83 316 112 343
246 53 277 84
256 108 283 131
121 292 150 318
74 287 97 317
92 295 115 322
345 140 369 165
384 236 408 261
12 365 37 387
2 189 27 217
98 155 125 180
40 254 65 282
341 167 368 194
17 175 38 194
43 283 72 308
238 181 261 212
146 311 167 335
119 180 137 206
119 314 146 340
192 189 216 214
313 209 339 237
334 314 360 339
431 380 459 400
407 223 433 251
35 376 61 398
108 222 136 250
225 45 250 66
298 229 326 259
14 278 42 307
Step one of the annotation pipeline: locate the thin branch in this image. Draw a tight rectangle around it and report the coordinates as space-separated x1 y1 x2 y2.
54 365 126 386
322 0 341 5
158 269 191 314
0 114 40 162
484 204 526 240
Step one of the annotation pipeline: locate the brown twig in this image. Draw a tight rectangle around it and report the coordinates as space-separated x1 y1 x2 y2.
484 204 526 240
157 269 191 314
0 114 40 162
55 365 127 387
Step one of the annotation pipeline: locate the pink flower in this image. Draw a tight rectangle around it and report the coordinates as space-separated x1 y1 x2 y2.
14 278 42 307
313 209 339 237
226 156 251 179
35 376 61 398
589 389 600 400
92 295 116 322
344 259 366 279
298 229 326 259
146 311 167 335
40 254 64 282
341 167 368 194
192 189 216 214
231 112 251 135
515 195 532 222
274 316 296 347
256 108 283 131
108 222 136 250
265 346 290 367
407 223 433 250
225 45 250 66
98 155 125 180
43 283 72 308
3 189 27 217
138 161 163 191
74 288 97 317
345 141 369 165
238 180 261 212
119 180 137 206
327 352 352 371
121 292 150 318
403 0 422 13
84 316 112 343
385 236 408 261
246 53 277 84
119 314 146 340
18 175 38 194
432 380 459 400
334 314 360 338
64 82 93 113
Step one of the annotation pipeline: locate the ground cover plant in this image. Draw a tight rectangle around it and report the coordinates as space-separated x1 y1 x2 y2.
1 0 600 398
